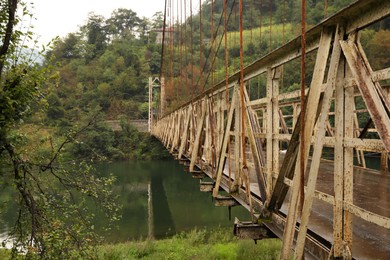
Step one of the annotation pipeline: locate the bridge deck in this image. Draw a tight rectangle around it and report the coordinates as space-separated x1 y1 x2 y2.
185 150 390 259
280 159 390 259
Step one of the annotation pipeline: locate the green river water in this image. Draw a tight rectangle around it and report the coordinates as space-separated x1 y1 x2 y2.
96 160 249 242
1 159 249 244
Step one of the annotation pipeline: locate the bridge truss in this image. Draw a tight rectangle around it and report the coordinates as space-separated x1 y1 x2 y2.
151 0 390 259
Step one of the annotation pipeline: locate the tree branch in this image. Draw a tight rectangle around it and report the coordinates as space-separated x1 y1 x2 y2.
0 0 18 76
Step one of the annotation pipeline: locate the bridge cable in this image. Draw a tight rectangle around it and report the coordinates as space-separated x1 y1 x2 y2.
179 0 183 101
159 0 168 81
300 0 307 216
224 0 232 191
190 0 194 101
281 0 286 91
282 0 285 44
250 0 253 43
210 0 216 174
259 0 263 53
239 0 246 167
234 3 237 70
199 0 203 93
211 0 215 91
239 0 254 220
170 0 175 109
193 0 236 94
184 0 188 101
269 0 272 52
324 0 328 17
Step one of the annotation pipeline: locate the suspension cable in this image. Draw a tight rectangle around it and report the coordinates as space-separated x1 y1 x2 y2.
194 0 236 92
282 0 285 44
250 0 253 43
179 0 183 99
269 0 272 52
259 0 263 52
239 0 246 167
184 0 188 100
300 0 307 216
160 0 168 80
224 0 229 105
199 0 203 93
324 0 328 17
170 0 174 104
190 0 194 100
281 0 286 90
224 0 231 191
211 0 215 90
210 0 216 172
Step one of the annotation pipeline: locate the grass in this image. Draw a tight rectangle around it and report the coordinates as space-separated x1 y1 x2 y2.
98 227 281 260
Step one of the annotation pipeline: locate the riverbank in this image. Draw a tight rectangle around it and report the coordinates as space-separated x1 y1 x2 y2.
98 227 281 259
1 227 281 259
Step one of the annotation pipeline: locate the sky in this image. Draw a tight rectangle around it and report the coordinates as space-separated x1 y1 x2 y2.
29 0 166 45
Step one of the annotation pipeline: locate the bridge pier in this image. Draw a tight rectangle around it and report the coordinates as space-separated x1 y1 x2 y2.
199 181 214 192
233 218 275 242
214 195 240 207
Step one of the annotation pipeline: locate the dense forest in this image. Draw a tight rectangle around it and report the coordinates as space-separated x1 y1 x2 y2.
0 0 389 258
40 9 168 161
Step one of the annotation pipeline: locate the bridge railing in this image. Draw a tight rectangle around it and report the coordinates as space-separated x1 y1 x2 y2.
152 1 390 259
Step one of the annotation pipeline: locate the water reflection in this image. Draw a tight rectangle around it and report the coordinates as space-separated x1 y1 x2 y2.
95 160 249 242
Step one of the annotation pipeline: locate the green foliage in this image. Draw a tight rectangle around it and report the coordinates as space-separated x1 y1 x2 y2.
97 227 282 260
0 1 122 258
45 8 161 127
0 249 15 259
1 120 120 259
236 239 281 260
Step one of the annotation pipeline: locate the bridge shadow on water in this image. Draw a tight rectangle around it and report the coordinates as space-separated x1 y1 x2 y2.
150 173 176 238
93 160 249 242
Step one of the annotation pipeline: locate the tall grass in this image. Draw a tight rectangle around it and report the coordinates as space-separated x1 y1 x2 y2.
98 227 281 259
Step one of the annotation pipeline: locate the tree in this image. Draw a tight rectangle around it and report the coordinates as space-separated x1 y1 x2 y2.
106 8 141 39
366 30 390 71
0 1 118 258
81 13 108 59
48 33 82 60
151 11 164 29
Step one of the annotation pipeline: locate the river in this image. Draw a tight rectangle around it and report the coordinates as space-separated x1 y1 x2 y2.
96 160 249 242
1 159 249 244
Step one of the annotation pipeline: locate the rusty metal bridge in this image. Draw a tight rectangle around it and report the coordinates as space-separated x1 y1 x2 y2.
149 0 390 259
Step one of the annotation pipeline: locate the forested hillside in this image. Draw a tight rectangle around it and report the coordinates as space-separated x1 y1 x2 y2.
41 10 167 161
40 0 389 159
46 10 164 123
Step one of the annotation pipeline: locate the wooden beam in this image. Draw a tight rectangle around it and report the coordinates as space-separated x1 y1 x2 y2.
244 88 267 202
178 106 192 159
340 39 390 153
190 99 207 172
294 25 343 259
213 89 237 197
280 27 333 259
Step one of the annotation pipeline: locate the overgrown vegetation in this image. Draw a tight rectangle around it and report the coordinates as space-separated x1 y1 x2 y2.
98 227 282 260
0 1 119 258
0 0 388 258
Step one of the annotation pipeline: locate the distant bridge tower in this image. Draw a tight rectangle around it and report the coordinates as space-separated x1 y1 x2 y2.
148 77 165 132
